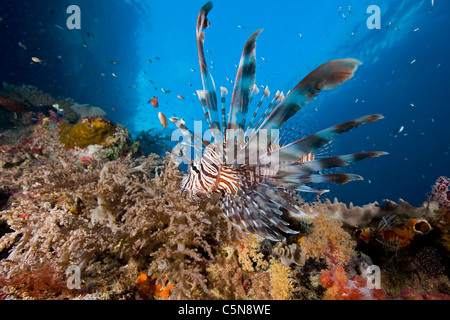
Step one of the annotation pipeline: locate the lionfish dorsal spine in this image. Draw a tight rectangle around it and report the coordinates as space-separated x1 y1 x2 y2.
196 1 221 139
227 29 263 132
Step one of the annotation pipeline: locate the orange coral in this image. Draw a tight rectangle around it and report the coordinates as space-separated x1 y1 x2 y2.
300 206 355 266
320 266 386 300
236 235 268 272
268 259 293 300
134 273 174 299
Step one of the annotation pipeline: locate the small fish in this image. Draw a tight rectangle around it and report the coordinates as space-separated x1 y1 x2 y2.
155 56 161 60
393 26 400 31
161 88 170 94
112 73 117 77
349 32 355 38
31 57 43 64
298 32 303 40
409 27 420 33
81 41 88 48
386 21 392 29
410 103 415 107
177 95 185 100
146 59 153 63
158 111 168 129
237 25 245 29
112 107 116 111
100 73 106 77
261 56 266 62
109 60 118 64
190 68 196 72
431 0 435 12
54 24 64 30
342 13 346 21
394 126 404 137
338 6 342 15
348 6 352 14
86 32 94 37
148 97 158 108
409 59 416 65
18 41 27 50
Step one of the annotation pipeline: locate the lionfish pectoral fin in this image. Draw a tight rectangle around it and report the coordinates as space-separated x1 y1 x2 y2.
267 173 363 187
277 151 388 174
263 114 384 162
255 58 362 137
294 185 330 195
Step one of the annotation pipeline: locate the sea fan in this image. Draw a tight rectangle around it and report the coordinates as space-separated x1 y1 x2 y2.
170 2 387 241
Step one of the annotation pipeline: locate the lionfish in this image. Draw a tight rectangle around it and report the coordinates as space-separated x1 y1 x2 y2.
170 2 387 241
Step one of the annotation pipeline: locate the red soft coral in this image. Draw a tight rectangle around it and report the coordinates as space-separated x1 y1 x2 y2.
320 266 386 300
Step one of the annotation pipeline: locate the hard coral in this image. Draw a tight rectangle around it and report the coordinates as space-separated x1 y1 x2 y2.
59 116 115 149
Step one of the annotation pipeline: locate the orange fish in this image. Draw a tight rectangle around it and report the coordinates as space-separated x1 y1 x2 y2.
148 96 158 108
158 112 168 129
177 95 185 100
32 57 43 64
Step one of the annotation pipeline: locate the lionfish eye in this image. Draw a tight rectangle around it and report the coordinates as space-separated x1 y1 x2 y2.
191 164 199 173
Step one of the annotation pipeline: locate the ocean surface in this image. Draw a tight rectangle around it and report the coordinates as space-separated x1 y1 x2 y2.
1 0 449 207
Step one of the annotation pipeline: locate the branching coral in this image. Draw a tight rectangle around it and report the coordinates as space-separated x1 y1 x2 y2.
429 176 450 209
268 258 294 300
300 205 356 267
0 143 240 299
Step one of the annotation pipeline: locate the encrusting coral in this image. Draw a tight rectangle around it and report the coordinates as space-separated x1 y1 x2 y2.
59 117 116 149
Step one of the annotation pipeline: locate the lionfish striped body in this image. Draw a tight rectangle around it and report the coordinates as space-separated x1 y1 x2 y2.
171 2 387 241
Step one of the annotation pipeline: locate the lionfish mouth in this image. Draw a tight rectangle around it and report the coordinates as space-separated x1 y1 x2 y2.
170 1 387 241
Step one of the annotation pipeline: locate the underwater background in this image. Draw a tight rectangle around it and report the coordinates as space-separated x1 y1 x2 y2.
0 0 449 301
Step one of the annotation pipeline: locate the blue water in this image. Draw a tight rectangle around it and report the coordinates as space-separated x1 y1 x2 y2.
1 0 449 207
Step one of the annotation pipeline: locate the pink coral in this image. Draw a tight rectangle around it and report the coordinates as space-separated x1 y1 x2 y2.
428 176 450 209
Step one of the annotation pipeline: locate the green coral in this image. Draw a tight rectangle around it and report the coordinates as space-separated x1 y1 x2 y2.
59 116 115 149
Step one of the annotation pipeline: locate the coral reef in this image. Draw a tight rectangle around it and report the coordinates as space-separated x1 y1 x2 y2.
1 87 449 300
1 83 78 122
